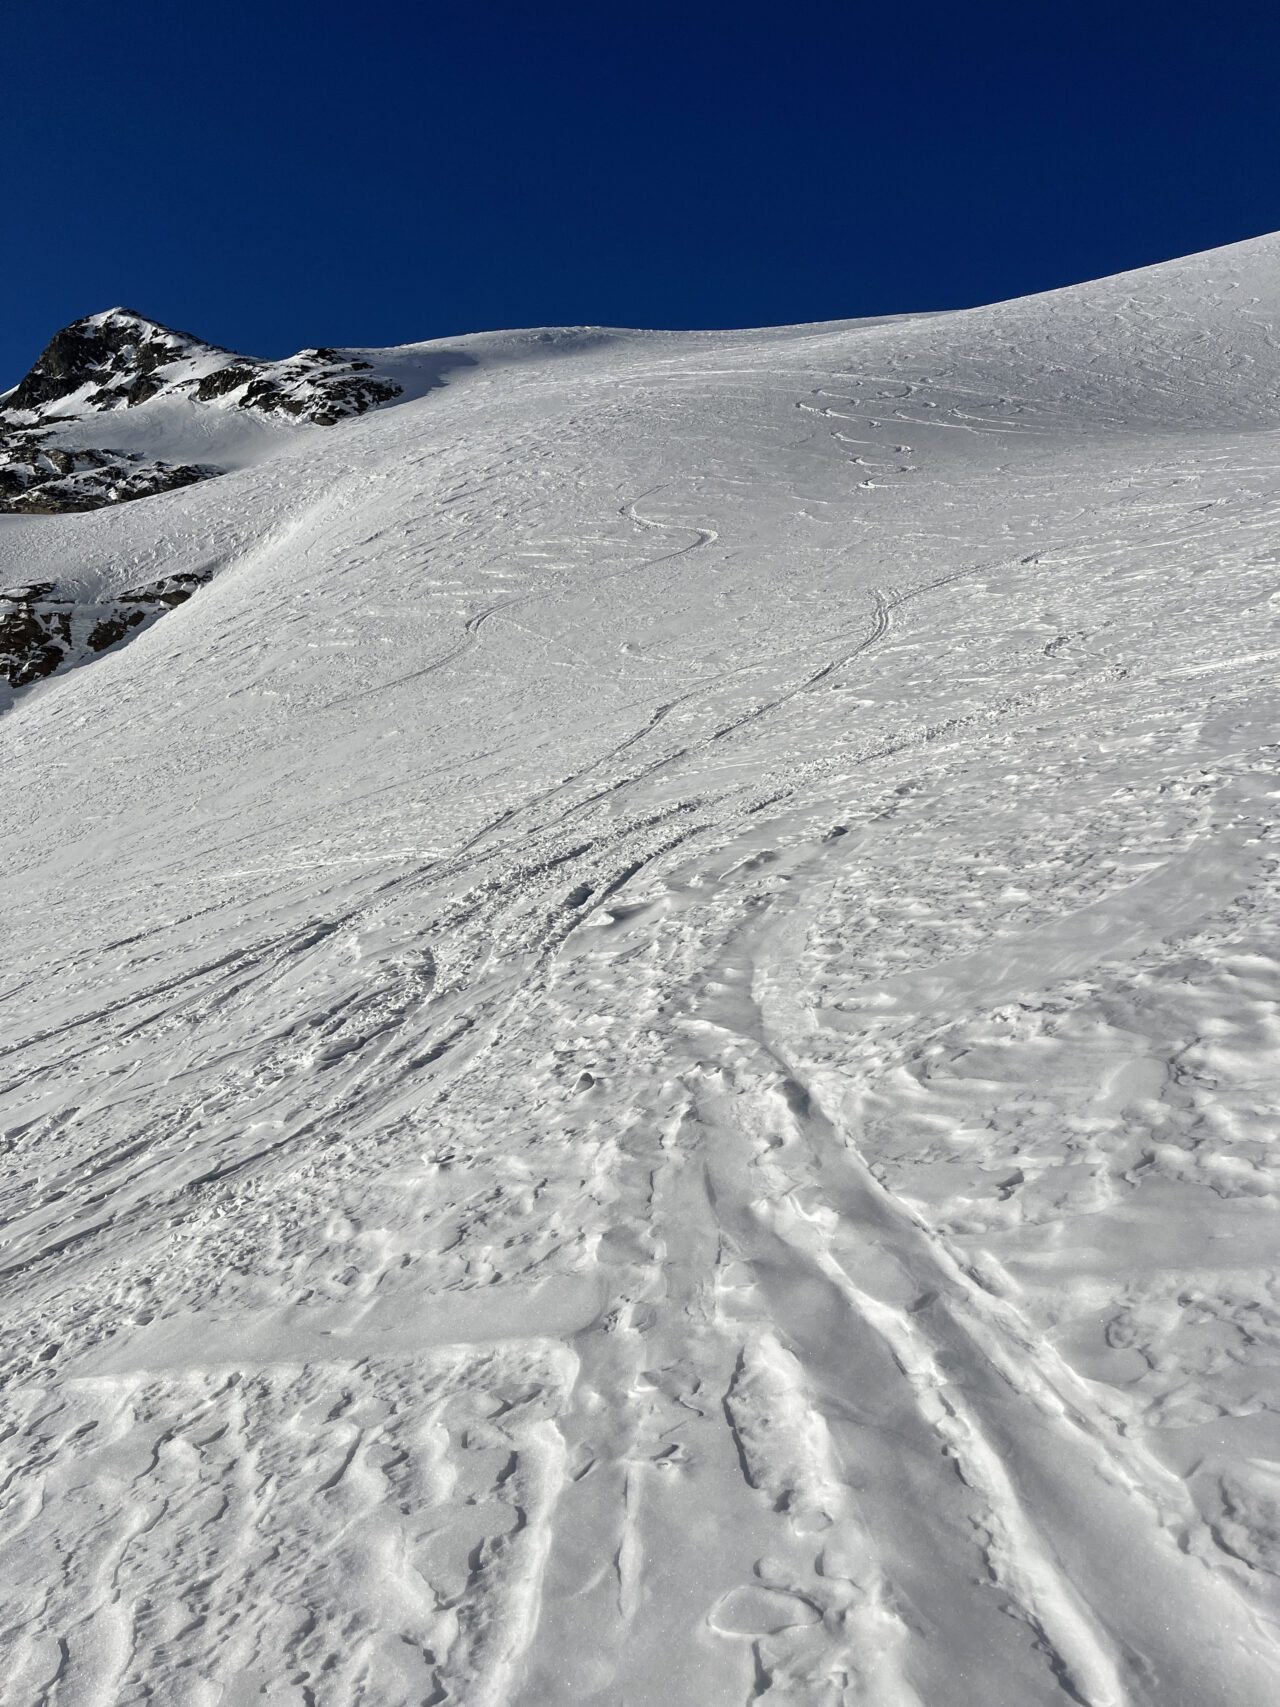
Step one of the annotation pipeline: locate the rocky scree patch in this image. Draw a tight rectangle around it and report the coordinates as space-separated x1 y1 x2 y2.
0 570 211 697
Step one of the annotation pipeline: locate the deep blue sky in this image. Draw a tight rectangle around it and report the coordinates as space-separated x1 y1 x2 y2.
7 1 1280 382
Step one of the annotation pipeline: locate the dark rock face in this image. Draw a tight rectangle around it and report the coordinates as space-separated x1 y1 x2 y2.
1 309 404 515
0 585 70 686
4 312 222 414
194 362 258 402
236 364 401 423
85 607 147 653
0 569 211 691
0 436 211 513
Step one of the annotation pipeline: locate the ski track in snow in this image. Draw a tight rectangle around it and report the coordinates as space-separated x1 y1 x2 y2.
3 235 1280 1704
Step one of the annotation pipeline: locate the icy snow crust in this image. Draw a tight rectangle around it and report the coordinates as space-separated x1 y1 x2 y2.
2 235 1279 1705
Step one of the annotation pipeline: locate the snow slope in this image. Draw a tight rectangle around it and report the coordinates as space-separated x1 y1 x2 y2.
2 235 1279 1706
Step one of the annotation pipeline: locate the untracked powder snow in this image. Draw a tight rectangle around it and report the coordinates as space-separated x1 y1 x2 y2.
1 236 1279 1706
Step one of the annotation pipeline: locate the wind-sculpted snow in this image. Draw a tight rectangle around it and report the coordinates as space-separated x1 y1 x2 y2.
1 236 1279 1704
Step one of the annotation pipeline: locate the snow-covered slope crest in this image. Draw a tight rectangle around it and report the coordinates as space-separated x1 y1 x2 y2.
3 235 1280 1707
0 307 404 514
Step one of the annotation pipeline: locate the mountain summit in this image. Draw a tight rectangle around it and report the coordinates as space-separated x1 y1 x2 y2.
0 308 403 514
2 308 226 414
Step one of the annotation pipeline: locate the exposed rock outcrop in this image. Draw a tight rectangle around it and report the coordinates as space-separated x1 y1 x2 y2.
0 570 211 691
0 436 211 513
3 313 218 415
0 309 404 514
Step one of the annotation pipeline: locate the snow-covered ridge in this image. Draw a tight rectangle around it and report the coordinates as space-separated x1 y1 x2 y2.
0 307 404 514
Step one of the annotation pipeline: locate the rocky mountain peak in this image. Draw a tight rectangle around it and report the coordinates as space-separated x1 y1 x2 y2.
1 309 405 514
3 310 222 415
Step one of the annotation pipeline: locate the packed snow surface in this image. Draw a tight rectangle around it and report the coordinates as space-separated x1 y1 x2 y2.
2 236 1280 1706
